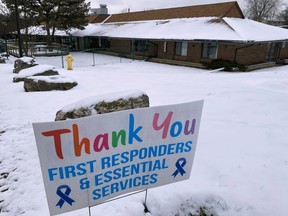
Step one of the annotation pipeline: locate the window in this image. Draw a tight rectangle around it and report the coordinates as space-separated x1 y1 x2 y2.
202 42 218 59
133 40 148 52
100 38 110 48
175 42 188 56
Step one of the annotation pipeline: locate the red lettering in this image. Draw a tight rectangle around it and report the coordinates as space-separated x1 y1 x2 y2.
42 129 71 159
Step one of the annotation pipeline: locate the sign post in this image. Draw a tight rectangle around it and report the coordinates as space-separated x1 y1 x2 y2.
33 100 204 215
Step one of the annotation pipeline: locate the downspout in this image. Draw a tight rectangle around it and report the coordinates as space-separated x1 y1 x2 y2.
234 43 254 63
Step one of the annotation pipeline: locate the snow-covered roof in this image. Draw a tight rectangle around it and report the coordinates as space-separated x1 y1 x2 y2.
70 17 288 42
22 17 288 42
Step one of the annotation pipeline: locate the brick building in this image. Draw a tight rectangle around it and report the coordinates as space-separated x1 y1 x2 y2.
70 1 288 69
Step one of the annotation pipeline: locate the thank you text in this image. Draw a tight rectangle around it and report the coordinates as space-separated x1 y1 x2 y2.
33 100 204 215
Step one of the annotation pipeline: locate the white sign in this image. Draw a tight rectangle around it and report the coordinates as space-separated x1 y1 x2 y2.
33 100 204 215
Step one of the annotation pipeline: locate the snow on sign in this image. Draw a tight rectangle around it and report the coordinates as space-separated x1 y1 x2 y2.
33 100 204 215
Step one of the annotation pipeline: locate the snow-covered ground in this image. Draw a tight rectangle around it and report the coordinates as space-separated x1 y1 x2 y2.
0 52 288 216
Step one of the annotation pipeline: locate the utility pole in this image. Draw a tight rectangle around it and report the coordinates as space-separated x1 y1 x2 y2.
14 0 23 57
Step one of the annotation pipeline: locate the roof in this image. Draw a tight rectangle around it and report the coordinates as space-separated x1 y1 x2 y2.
86 14 110 23
22 1 288 43
71 17 288 42
104 1 244 23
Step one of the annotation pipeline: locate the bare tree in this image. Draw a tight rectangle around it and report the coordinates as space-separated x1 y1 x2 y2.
244 0 283 22
278 6 288 26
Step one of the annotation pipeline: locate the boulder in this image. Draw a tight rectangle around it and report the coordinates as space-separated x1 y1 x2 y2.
13 64 59 82
55 90 149 121
0 57 5 64
13 57 38 73
24 75 77 92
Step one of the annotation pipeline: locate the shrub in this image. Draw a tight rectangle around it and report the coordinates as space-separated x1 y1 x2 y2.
203 59 247 72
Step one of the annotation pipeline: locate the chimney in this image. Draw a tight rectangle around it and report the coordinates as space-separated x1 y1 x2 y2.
90 4 108 15
99 4 108 14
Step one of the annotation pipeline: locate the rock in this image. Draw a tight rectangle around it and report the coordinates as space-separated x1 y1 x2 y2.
0 57 5 64
24 75 77 92
55 90 149 121
13 57 38 73
13 65 59 82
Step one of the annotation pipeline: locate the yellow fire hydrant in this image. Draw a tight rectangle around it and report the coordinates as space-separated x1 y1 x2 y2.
66 54 73 70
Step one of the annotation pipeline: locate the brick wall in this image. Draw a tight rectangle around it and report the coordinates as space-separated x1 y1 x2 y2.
234 43 268 65
109 39 131 54
156 41 174 59
187 43 202 62
109 38 287 66
225 5 244 18
279 42 288 59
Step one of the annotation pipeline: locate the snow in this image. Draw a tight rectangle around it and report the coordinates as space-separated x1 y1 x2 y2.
25 16 288 42
224 17 288 41
28 75 76 84
1 52 288 216
70 17 288 42
18 57 36 64
61 89 146 112
13 65 56 79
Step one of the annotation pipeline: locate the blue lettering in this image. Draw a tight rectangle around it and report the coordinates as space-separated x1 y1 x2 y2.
170 121 182 137
48 168 58 181
141 175 149 186
133 176 142 187
110 182 119 194
113 168 122 180
167 143 176 154
64 166 76 178
120 151 129 163
94 173 103 186
130 149 139 161
86 160 97 173
76 163 86 175
103 171 113 183
92 189 101 200
150 173 158 184
184 141 193 152
128 114 143 144
111 154 120 166
102 185 110 197
175 142 185 154
101 157 111 169
119 179 129 190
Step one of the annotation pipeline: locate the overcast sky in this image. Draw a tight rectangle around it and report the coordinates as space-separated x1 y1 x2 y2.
88 0 246 14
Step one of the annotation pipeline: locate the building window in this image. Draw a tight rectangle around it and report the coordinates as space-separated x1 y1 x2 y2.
202 42 218 59
100 38 110 48
134 40 148 52
175 42 188 56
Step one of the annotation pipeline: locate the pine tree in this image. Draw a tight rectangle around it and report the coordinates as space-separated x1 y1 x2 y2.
3 0 90 43
31 0 90 42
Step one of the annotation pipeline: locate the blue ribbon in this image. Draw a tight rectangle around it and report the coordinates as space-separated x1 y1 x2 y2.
56 185 75 208
172 158 187 178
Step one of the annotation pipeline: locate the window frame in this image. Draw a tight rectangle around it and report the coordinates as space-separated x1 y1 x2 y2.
175 41 188 56
134 40 149 52
202 42 218 59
